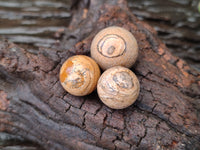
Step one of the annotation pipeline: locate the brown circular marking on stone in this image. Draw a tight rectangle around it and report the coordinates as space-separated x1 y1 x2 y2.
91 26 138 70
97 34 126 58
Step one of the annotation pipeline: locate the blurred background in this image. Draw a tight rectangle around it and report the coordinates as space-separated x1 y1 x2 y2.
0 0 200 71
0 0 199 149
129 0 200 71
0 0 199 71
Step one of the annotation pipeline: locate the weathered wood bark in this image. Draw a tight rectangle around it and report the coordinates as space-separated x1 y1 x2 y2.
0 0 200 149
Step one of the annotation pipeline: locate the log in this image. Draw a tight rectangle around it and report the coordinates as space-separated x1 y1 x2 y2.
128 0 200 72
0 0 200 149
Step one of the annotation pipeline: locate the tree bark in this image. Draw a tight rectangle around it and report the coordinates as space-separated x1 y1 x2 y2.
0 0 200 150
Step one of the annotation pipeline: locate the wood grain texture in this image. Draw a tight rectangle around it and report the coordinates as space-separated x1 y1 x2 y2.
128 0 200 71
0 0 200 149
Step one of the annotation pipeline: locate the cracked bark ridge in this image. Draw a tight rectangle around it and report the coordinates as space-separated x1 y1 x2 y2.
0 0 200 150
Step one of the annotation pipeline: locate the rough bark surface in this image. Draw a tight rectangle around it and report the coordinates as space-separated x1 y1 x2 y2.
0 0 200 150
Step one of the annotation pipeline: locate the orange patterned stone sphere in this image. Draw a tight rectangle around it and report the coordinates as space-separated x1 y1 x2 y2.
97 66 140 109
60 55 101 96
91 26 138 70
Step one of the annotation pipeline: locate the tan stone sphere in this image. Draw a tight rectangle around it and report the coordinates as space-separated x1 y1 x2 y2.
91 26 138 70
97 66 140 109
60 55 101 96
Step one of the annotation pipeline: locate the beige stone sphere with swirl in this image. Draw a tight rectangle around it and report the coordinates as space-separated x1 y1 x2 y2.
91 26 138 70
60 55 100 96
97 66 140 109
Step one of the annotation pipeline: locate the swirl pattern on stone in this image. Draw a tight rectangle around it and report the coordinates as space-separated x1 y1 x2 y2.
97 34 126 58
97 66 140 109
60 55 100 96
113 71 133 89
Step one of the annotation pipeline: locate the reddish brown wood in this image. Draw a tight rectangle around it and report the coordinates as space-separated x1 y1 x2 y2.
0 0 200 149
